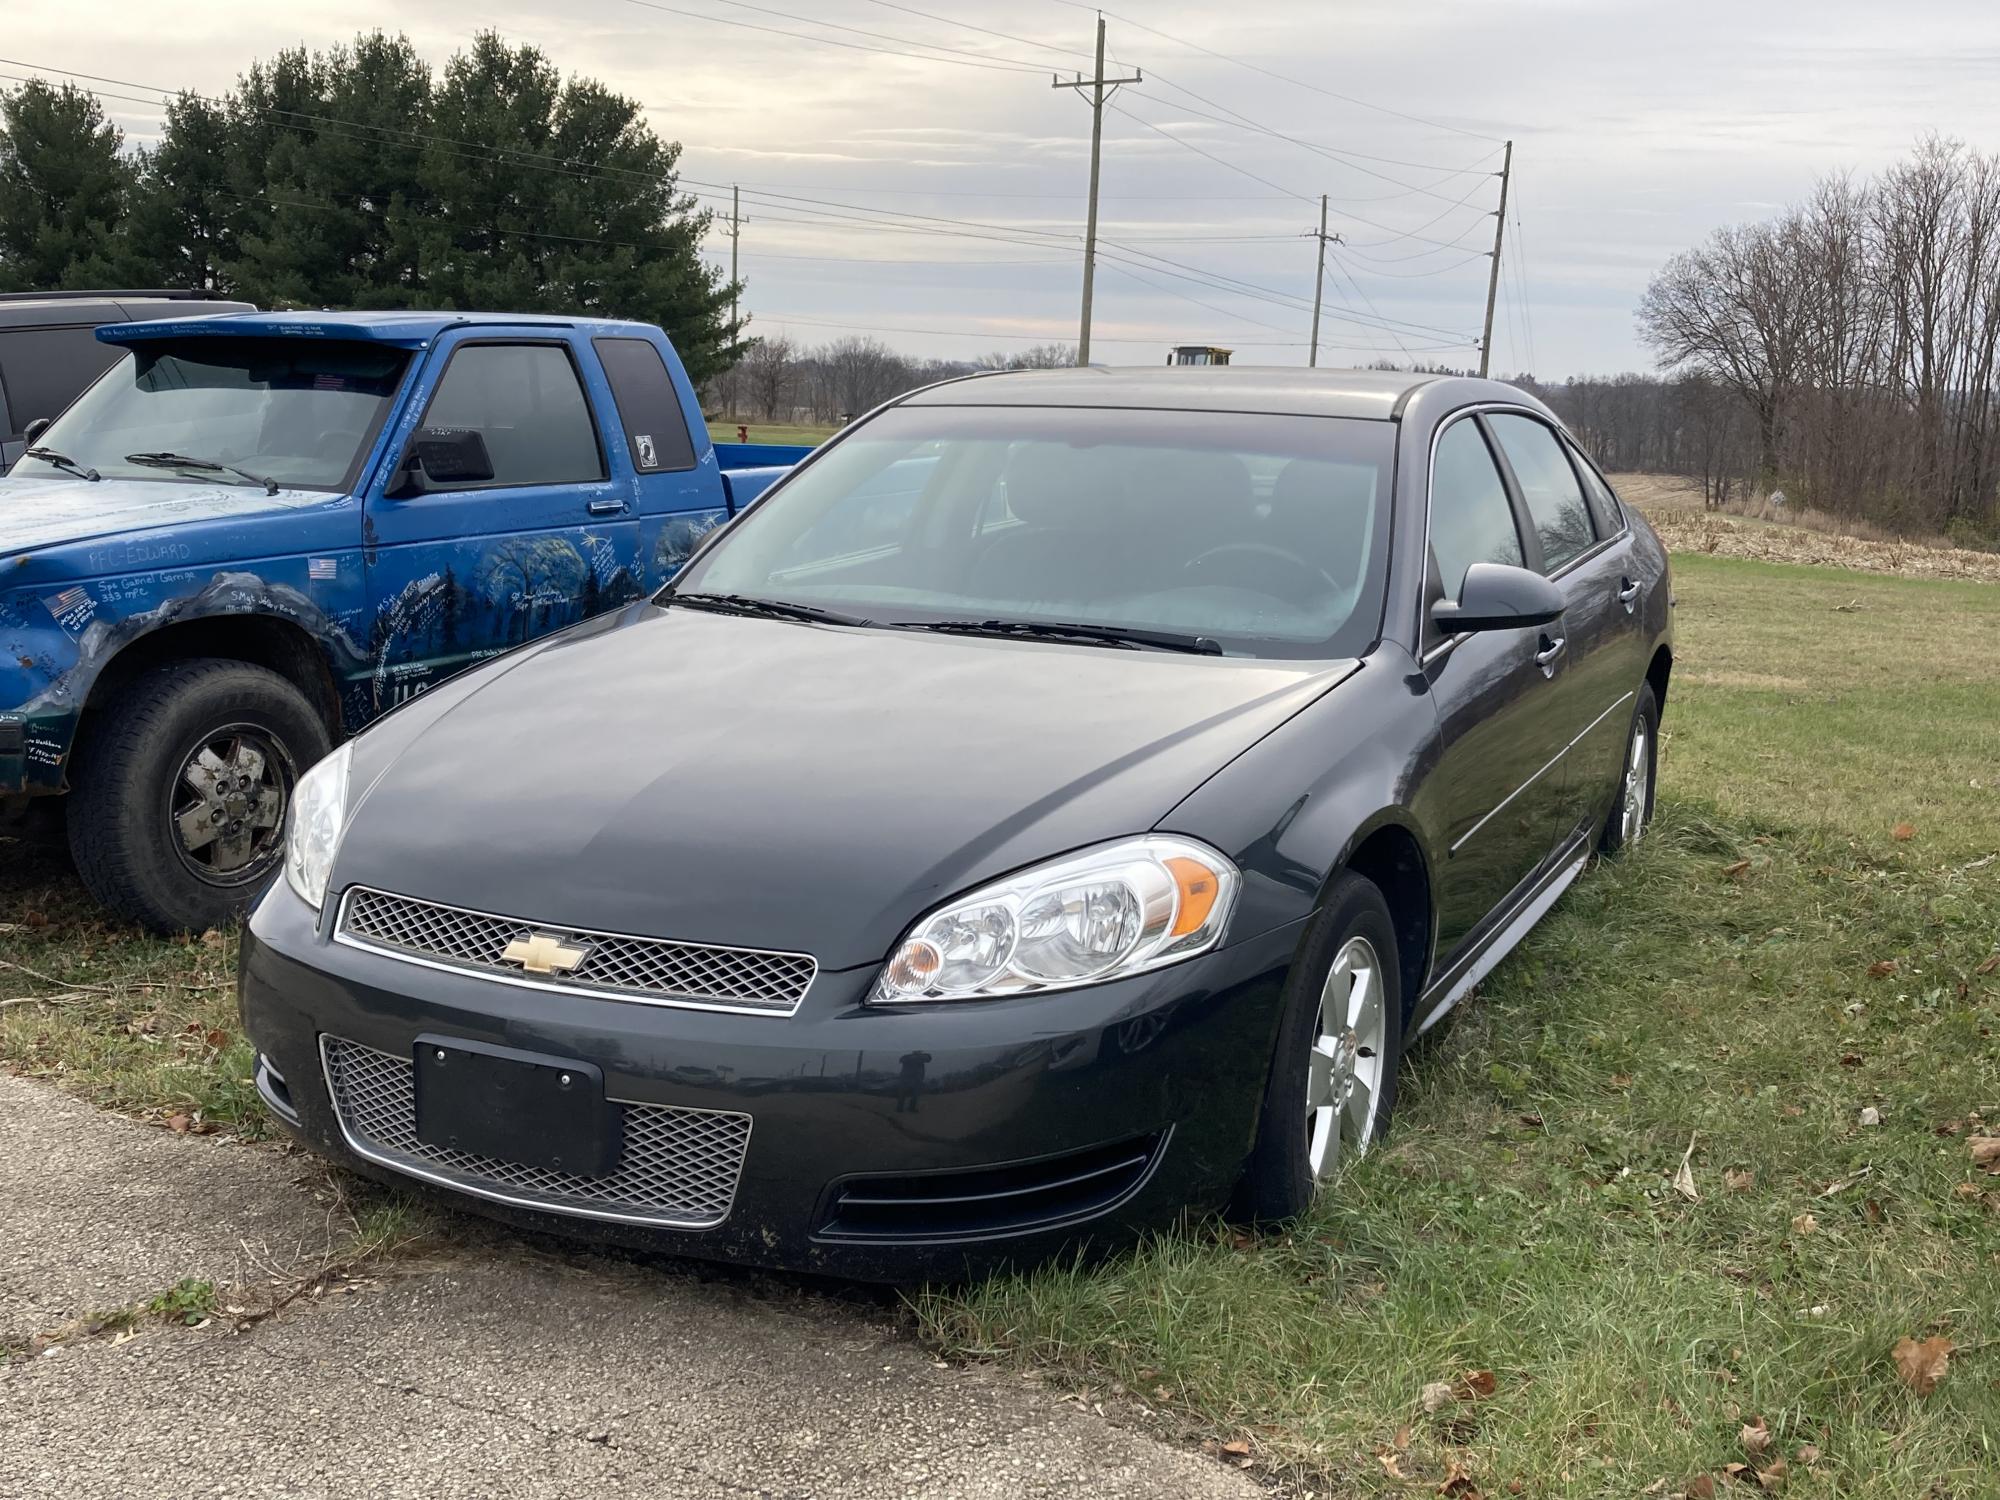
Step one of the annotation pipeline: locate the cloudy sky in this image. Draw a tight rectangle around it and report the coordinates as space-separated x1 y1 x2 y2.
11 0 2000 374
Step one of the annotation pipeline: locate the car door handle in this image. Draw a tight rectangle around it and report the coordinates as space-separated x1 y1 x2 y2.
587 499 629 517
1535 635 1567 676
1616 577 1639 612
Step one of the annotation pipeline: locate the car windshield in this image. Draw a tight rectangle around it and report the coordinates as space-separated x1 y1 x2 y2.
673 405 1395 660
12 336 408 491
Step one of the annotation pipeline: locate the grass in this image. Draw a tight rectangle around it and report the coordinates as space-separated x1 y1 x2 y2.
705 418 837 447
5 552 1998 1494
916 554 2000 1496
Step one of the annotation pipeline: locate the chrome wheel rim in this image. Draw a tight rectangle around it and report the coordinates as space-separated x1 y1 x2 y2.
1620 720 1651 846
168 723 294 888
1306 934 1387 1186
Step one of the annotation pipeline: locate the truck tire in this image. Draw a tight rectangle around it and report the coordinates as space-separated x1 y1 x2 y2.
67 659 331 933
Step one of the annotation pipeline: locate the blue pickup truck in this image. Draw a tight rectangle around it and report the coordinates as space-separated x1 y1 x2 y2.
0 310 808 931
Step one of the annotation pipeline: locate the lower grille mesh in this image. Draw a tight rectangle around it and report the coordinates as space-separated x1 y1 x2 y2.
321 1037 750 1228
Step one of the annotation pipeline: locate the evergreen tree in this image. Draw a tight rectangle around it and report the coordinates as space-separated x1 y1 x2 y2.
124 94 236 290
0 81 141 289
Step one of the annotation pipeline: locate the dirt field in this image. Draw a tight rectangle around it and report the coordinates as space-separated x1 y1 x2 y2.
1611 473 2000 583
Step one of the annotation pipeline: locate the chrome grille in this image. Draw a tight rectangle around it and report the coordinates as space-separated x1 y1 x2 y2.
321 1037 750 1229
339 887 815 1014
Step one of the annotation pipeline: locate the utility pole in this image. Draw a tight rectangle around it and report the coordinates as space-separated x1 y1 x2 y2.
1478 140 1512 379
728 184 747 334
1054 16 1142 365
1306 194 1341 368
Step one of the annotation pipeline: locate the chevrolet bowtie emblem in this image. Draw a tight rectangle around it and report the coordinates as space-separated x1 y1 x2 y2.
500 931 592 975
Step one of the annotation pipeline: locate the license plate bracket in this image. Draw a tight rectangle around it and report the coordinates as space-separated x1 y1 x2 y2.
412 1035 620 1178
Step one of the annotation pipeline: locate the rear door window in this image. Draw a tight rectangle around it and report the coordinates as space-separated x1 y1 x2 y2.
592 337 696 473
1566 440 1626 536
421 343 605 488
1486 413 1598 572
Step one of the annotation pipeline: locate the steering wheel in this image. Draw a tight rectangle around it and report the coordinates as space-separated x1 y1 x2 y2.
1183 543 1340 607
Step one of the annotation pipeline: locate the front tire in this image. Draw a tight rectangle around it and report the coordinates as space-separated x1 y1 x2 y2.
68 659 330 933
1600 683 1659 855
1234 873 1405 1223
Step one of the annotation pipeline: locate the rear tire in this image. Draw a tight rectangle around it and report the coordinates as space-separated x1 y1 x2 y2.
68 659 330 933
1233 872 1405 1223
1600 683 1659 855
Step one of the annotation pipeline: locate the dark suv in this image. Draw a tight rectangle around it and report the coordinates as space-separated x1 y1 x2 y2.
0 290 255 470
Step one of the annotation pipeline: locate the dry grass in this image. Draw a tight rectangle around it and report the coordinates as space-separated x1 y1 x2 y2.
1612 473 2000 583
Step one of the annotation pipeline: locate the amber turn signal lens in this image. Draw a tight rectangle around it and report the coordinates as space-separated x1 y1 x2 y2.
1164 856 1220 937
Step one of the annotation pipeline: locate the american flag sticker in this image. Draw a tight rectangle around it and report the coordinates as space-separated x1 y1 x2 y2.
308 557 339 581
42 585 95 634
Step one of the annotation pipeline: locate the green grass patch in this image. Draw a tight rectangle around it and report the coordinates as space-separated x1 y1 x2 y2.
917 555 2000 1496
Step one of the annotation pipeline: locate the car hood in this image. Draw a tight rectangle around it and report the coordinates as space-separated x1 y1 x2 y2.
333 605 1357 971
0 474 336 561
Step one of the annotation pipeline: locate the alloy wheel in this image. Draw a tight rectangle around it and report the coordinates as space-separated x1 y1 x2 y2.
1620 719 1652 846
1305 934 1387 1185
169 724 294 887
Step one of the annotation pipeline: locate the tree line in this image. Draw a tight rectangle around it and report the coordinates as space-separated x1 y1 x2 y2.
718 337 1076 425
0 32 740 382
1636 136 2000 542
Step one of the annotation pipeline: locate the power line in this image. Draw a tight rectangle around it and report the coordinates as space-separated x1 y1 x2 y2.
754 309 1309 347
1044 0 1504 143
617 0 1047 73
1106 100 1314 205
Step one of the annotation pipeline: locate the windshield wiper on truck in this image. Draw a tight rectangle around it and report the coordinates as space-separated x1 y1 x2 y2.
665 591 871 627
24 446 99 481
892 619 1224 656
124 451 279 495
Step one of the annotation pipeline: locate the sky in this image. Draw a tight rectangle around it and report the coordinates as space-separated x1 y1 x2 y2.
9 0 2000 376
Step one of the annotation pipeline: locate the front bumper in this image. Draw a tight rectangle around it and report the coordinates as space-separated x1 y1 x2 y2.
239 880 1304 1280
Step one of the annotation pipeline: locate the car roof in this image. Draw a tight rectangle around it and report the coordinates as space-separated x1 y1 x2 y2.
899 364 1466 421
94 309 657 349
0 296 252 331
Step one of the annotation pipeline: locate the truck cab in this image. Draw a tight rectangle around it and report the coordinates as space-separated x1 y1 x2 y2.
0 310 808 932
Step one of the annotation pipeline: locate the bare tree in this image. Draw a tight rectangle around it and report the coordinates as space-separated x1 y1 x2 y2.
741 335 796 422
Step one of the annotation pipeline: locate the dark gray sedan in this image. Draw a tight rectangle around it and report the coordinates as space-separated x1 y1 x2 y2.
239 367 1672 1279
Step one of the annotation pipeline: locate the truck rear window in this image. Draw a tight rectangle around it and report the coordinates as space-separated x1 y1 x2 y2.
16 337 408 492
593 337 695 473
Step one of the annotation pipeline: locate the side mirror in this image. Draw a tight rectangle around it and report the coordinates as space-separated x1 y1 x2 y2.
1432 562 1565 634
408 427 495 486
21 417 50 447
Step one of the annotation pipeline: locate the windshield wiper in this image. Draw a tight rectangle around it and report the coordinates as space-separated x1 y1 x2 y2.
24 446 99 481
894 619 1223 656
124 451 279 495
666 591 871 627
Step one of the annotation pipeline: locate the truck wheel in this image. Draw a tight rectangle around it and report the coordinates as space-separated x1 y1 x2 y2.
68 659 331 933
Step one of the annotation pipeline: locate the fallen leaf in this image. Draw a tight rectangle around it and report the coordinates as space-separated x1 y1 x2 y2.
1892 822 1916 841
1392 1423 1411 1450
1953 1182 1980 1200
1724 1463 1754 1484
1379 1451 1408 1480
1791 1212 1817 1235
1839 1052 1864 1067
24 909 47 928
1755 1457 1788 1490
1866 960 1897 979
1976 954 2000 976
1863 1198 1886 1224
1458 1369 1498 1400
1687 1477 1717 1499
204 1029 228 1051
1724 859 1751 879
1741 1416 1771 1455
1782 1104 1803 1118
1673 1133 1700 1201
1858 1107 1882 1127
1219 1438 1250 1457
1891 1334 1955 1395
1724 1168 1755 1192
1610 1073 1633 1088
1972 1137 2000 1174
1438 1463 1483 1497
1420 1380 1457 1412
200 927 225 949
1794 1445 1820 1466
166 1113 191 1134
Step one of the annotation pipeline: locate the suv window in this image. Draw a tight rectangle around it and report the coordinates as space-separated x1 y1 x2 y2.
1566 440 1625 536
1486 413 1596 572
1430 418 1524 598
0 326 121 434
593 337 695 473
422 343 604 488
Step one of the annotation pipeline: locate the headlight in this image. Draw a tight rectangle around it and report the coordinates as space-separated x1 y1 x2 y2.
873 836 1238 1003
284 742 353 911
